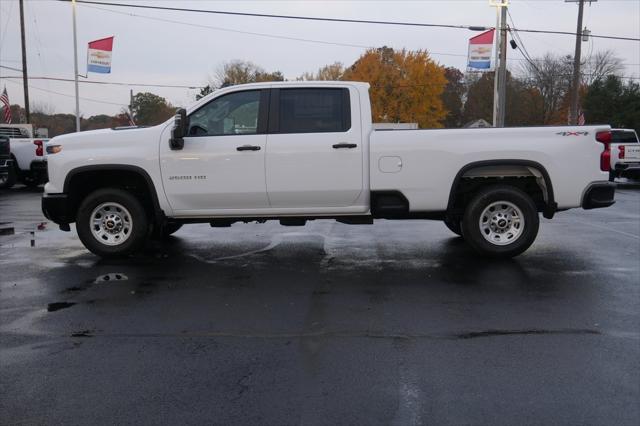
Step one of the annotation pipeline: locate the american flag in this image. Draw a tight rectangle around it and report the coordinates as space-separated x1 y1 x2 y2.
0 86 11 124
578 111 585 126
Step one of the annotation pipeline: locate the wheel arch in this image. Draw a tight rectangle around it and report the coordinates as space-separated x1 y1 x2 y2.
447 159 557 219
63 164 164 222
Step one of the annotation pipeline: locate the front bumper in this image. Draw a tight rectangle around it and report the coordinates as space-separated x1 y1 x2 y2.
582 182 616 210
0 158 13 174
30 160 48 181
42 193 73 230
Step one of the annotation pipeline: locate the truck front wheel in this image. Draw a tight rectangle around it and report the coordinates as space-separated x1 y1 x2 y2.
76 188 149 257
461 185 539 258
444 217 463 237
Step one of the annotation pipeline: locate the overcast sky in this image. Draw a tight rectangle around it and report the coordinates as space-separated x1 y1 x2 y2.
0 0 638 117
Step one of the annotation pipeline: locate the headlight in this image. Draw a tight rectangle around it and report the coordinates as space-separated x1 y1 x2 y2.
46 145 63 154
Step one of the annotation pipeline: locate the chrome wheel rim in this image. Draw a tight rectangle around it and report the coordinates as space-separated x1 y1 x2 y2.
90 202 133 246
479 201 524 246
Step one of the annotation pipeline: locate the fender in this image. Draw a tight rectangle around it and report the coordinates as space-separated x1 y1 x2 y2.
63 164 165 221
447 159 557 219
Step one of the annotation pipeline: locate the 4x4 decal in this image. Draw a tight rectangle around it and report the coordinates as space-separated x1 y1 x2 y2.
556 131 589 136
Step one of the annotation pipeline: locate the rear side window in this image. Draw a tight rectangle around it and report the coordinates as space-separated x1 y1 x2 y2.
276 88 350 133
611 131 639 143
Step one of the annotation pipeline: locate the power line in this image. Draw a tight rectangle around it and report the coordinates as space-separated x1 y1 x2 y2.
79 3 470 59
63 0 490 32
74 4 640 67
60 0 640 42
3 77 127 106
0 67 204 89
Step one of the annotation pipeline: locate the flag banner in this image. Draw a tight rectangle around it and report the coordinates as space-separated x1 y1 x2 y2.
467 29 495 70
87 36 114 74
1 86 11 124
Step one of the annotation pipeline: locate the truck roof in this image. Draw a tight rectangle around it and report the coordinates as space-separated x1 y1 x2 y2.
190 80 370 113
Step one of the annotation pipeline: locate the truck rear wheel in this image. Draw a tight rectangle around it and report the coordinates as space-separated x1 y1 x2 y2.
461 185 539 258
76 188 149 257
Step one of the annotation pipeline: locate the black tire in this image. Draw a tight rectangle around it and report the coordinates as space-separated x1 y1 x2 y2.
0 164 16 189
444 217 463 237
21 174 40 188
76 188 149 257
151 222 183 240
461 185 539 258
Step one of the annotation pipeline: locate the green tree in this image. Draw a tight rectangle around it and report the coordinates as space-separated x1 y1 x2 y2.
131 92 175 126
196 85 214 101
584 75 640 133
441 67 465 128
462 72 544 127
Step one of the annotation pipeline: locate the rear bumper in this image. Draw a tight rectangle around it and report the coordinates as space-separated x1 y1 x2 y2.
582 182 616 210
42 193 73 230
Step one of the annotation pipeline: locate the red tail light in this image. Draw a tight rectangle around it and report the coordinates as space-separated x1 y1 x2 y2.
595 131 611 172
619 145 625 159
596 131 612 144
34 140 43 156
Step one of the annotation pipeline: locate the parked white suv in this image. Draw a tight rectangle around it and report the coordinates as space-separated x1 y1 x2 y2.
42 81 615 258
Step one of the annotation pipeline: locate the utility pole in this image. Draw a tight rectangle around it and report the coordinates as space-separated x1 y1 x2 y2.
491 1 508 128
72 0 81 132
18 0 30 124
569 0 585 125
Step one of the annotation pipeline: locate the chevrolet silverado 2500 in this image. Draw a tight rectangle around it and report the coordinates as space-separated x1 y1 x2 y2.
42 81 615 258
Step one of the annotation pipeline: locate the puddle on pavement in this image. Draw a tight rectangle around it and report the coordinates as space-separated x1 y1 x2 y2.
71 330 94 337
47 302 76 312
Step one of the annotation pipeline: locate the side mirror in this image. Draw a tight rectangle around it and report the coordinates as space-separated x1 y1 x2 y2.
169 108 188 150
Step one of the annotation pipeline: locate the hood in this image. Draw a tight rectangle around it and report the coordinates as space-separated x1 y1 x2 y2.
49 124 166 146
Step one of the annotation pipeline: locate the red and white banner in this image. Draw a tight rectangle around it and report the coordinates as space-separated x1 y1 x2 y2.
87 36 114 74
468 29 495 71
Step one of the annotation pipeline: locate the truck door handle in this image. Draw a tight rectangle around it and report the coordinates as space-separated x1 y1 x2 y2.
332 143 357 149
236 145 261 151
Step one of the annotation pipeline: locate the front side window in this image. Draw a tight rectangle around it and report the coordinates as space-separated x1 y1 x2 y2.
188 90 260 136
278 88 350 133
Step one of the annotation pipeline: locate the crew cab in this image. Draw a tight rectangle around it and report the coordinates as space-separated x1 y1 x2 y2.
609 128 640 180
0 124 49 188
42 81 615 258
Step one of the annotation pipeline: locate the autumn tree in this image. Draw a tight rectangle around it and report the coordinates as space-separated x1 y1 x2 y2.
342 47 447 128
197 60 284 100
131 92 175 126
298 62 345 81
215 60 283 87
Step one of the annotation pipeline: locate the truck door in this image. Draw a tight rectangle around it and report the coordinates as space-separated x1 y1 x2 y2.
265 87 363 208
160 89 270 212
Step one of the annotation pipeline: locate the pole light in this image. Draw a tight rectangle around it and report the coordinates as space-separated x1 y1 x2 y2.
72 0 80 132
490 0 508 127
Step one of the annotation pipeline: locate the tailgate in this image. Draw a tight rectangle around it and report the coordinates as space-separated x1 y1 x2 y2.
614 143 640 163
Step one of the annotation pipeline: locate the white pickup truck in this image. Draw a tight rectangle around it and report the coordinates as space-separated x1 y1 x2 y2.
42 81 615 258
609 128 640 180
0 124 49 188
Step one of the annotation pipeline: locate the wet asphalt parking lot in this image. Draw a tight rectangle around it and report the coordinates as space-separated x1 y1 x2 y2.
1 185 639 426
